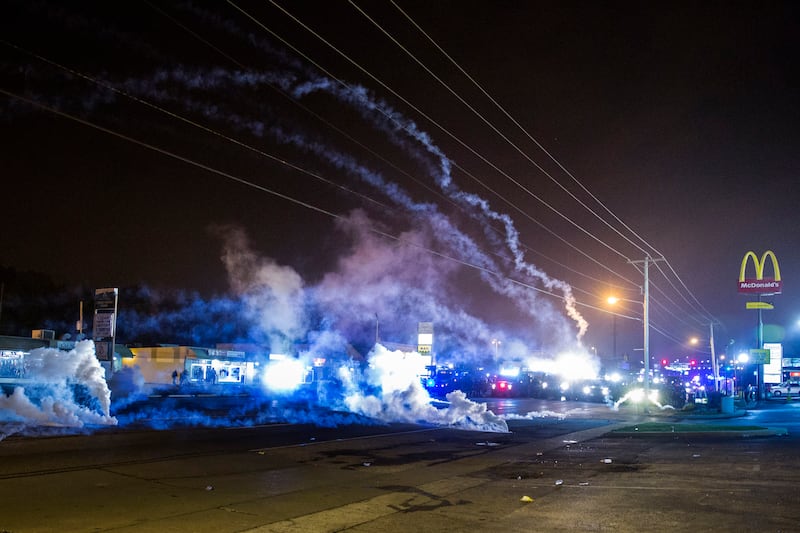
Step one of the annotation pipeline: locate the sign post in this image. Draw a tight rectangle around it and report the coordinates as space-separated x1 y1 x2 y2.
738 251 781 400
94 288 119 373
417 322 434 365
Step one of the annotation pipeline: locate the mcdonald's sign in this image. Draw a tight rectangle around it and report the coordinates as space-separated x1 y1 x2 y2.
738 250 782 294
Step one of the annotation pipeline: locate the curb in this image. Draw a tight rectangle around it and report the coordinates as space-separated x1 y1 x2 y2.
605 428 789 438
607 426 788 438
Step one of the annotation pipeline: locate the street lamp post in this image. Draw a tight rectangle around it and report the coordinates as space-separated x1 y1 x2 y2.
607 296 619 360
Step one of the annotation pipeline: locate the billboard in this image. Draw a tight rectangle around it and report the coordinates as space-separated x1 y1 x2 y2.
417 322 433 354
764 343 783 384
94 288 118 361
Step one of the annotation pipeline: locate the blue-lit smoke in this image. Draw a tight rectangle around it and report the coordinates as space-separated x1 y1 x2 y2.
338 344 507 432
0 341 116 432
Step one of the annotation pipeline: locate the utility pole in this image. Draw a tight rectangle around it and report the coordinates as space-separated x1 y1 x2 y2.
709 322 718 392
629 255 665 399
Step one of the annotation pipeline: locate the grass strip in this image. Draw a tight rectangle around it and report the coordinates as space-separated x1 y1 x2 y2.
611 422 767 433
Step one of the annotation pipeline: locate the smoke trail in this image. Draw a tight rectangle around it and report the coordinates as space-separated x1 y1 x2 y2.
113 65 588 346
300 76 590 339
7 47 588 346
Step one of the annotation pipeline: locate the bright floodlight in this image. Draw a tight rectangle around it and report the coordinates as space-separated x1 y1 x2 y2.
648 389 659 403
262 358 306 392
630 388 645 402
737 352 750 363
499 366 520 378
607 296 619 305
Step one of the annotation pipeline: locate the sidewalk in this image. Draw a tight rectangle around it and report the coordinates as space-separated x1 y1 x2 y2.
609 399 788 438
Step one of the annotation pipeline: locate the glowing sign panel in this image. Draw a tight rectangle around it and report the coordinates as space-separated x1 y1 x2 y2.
738 250 782 294
749 348 770 364
417 322 433 355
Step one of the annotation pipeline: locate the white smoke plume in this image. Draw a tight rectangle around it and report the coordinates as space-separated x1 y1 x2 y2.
340 344 507 432
215 225 307 353
0 340 117 430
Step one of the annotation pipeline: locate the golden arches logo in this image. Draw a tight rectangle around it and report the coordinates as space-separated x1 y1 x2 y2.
738 250 782 294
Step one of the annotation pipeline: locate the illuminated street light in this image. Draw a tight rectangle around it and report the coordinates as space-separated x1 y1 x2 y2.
735 352 750 398
491 338 501 359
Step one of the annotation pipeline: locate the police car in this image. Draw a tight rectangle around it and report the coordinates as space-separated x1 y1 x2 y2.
769 381 800 397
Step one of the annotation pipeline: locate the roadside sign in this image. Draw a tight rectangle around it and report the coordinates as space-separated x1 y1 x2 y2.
749 349 770 364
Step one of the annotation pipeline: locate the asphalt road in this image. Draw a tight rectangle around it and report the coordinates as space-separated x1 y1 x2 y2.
1 398 799 532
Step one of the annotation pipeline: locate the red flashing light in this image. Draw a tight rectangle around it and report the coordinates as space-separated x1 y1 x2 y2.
689 359 697 366
660 358 669 367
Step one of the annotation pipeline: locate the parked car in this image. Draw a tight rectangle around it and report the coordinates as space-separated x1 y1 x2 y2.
769 381 800 397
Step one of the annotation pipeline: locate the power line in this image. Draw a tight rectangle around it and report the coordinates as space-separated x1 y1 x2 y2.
357 0 652 259
253 0 637 265
382 0 718 329
1 87 591 310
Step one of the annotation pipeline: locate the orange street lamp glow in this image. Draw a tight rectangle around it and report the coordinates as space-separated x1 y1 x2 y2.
607 296 619 305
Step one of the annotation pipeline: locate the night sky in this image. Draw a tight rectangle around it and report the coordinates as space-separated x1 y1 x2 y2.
2 1 799 365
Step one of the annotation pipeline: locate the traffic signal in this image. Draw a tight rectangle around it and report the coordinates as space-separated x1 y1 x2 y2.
689 359 697 367
660 358 669 367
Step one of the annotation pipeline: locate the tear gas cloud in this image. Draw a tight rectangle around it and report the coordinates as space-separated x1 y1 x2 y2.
0 341 116 433
0 2 607 434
